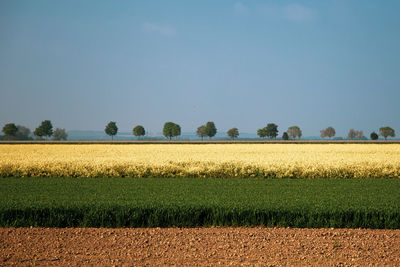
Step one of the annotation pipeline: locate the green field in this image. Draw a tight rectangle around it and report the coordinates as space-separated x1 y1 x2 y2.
1 178 399 228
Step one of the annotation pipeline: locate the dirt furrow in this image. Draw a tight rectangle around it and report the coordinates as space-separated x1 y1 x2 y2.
1 227 400 266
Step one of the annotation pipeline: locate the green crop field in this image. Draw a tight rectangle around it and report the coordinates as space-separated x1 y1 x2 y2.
1 178 399 228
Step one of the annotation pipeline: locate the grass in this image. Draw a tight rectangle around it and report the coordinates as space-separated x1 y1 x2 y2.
0 178 399 228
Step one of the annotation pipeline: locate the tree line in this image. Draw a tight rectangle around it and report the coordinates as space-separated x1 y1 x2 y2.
1 120 67 141
103 121 396 141
1 120 396 141
320 126 395 140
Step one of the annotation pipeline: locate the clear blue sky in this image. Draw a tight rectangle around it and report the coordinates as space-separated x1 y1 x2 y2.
1 0 399 137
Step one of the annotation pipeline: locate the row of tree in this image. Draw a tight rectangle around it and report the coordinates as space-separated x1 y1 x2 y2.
1 121 67 140
2 120 396 141
103 121 396 140
320 126 395 140
256 123 302 140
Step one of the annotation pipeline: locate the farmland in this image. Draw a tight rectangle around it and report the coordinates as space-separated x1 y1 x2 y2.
1 144 400 178
1 177 400 228
1 143 399 229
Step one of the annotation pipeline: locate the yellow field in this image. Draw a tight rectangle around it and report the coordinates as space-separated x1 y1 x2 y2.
0 144 399 178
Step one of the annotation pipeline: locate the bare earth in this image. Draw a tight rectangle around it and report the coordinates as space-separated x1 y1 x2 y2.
1 227 400 266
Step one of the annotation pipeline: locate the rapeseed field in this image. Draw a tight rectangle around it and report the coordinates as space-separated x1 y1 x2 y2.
0 144 399 178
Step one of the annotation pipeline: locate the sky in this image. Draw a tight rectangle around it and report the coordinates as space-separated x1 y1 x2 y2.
1 0 399 137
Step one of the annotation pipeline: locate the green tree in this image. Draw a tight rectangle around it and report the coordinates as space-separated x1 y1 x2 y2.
265 123 278 139
33 120 53 140
52 128 68 140
133 125 145 140
33 127 45 140
257 128 267 139
379 126 395 140
320 127 335 139
172 123 181 140
2 123 18 139
39 120 53 140
163 122 178 140
196 125 206 140
282 132 289 140
287 126 302 140
370 132 378 140
105 121 118 140
205 121 217 139
227 128 239 140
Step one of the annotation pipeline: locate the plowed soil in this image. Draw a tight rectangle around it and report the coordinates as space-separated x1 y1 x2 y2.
1 227 400 266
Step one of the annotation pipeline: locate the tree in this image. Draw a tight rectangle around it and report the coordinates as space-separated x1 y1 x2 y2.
287 126 302 140
52 128 68 140
355 130 363 140
282 132 289 140
196 125 206 140
15 125 31 140
41 120 53 139
379 126 395 140
320 127 335 139
34 127 45 140
348 129 356 140
133 125 145 140
320 129 326 139
205 121 217 140
257 128 267 139
265 123 278 139
172 123 181 140
34 120 53 140
370 132 379 140
227 128 239 140
163 122 180 140
2 123 18 139
105 121 118 140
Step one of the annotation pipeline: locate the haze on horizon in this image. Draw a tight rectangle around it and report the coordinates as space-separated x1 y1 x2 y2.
1 0 399 137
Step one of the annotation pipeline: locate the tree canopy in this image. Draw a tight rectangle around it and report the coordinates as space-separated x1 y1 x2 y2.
15 125 31 140
257 123 278 139
33 127 44 140
265 123 278 139
163 122 180 140
171 123 181 139
196 125 206 140
34 120 53 140
2 123 18 139
227 128 239 140
370 132 378 140
355 130 363 140
205 122 217 139
257 128 267 139
379 127 395 140
348 129 356 140
52 128 68 140
133 125 146 139
320 127 335 139
105 121 118 140
287 126 302 140
282 132 289 140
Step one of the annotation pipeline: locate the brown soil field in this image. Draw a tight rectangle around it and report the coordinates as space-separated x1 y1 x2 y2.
1 227 400 266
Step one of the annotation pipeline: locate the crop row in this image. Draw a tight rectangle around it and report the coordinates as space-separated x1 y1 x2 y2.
1 178 399 228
